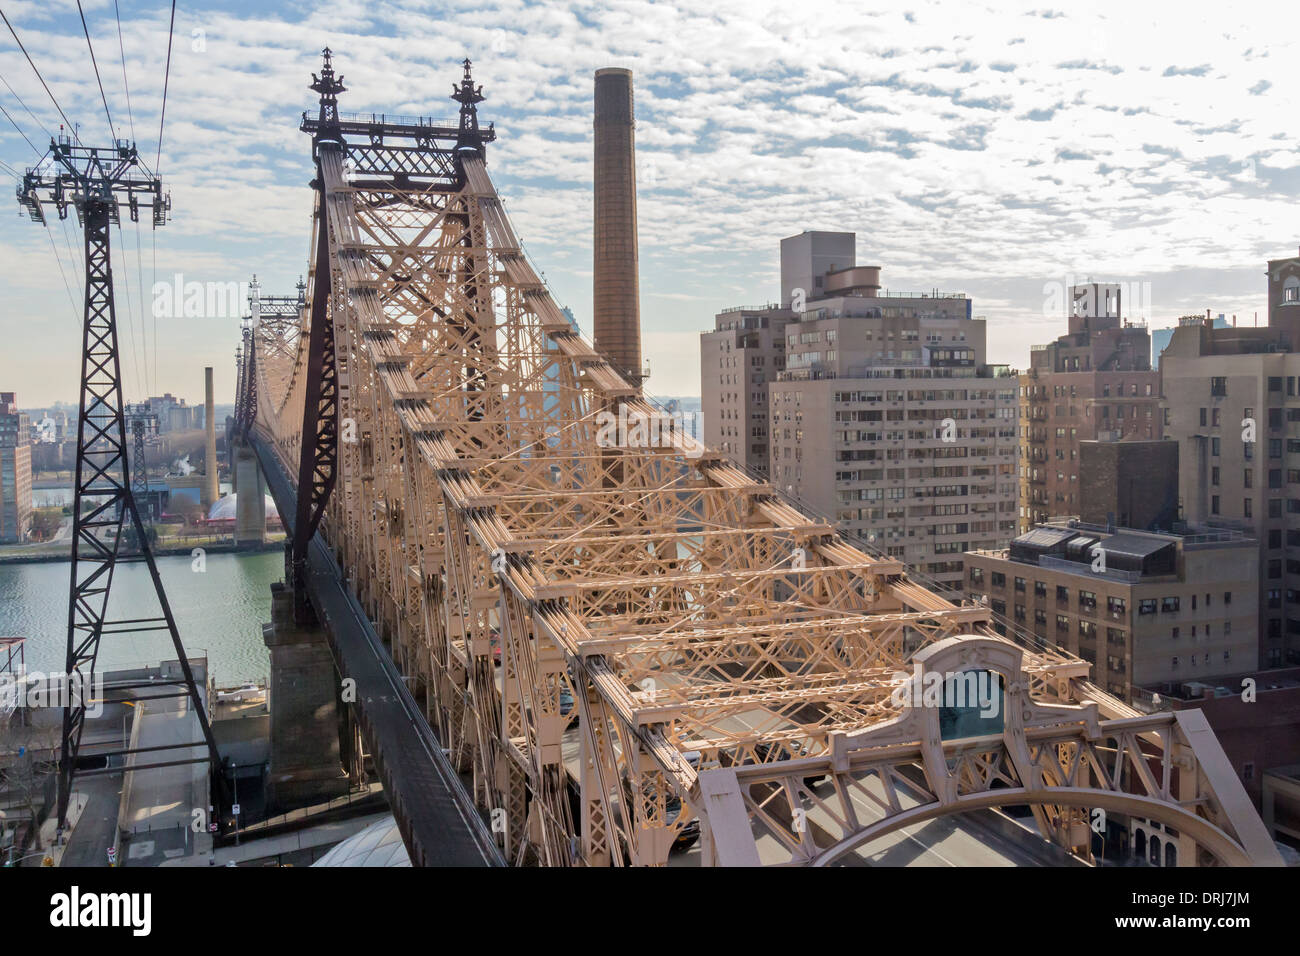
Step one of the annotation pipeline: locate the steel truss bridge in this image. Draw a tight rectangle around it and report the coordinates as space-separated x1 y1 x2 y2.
231 50 1281 867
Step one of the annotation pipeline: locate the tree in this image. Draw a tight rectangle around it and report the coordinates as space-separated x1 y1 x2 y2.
0 718 60 855
29 509 62 542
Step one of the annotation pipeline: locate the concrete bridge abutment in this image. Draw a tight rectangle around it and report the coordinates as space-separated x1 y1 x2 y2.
263 581 350 813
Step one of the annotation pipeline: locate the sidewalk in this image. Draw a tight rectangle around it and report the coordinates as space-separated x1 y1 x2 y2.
37 792 87 867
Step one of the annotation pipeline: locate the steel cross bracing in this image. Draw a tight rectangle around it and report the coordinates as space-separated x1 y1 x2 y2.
17 136 223 830
238 52 1281 867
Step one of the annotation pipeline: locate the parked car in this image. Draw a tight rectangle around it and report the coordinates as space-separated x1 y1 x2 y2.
618 771 701 853
749 742 826 790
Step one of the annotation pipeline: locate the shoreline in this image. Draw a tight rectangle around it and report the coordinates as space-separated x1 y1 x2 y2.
0 539 284 565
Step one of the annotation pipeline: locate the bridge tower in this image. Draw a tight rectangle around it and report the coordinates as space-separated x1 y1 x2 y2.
256 54 357 812
16 133 225 830
125 402 157 527
291 48 345 626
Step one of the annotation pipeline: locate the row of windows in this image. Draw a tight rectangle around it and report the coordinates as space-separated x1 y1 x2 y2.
973 568 1234 613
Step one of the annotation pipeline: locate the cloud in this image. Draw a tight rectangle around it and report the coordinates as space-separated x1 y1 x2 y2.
0 0 1296 403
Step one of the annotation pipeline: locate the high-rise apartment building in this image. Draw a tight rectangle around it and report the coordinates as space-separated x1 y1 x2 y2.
701 307 794 479
0 392 32 543
1161 246 1300 669
1020 283 1161 531
747 232 1019 592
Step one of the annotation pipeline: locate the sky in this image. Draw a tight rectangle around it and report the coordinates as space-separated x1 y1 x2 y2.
1 0 1297 408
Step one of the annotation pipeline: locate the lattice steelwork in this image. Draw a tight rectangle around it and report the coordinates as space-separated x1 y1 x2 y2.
17 135 223 829
238 52 1280 867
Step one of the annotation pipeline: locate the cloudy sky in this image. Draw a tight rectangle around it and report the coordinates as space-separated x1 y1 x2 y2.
1 0 1297 408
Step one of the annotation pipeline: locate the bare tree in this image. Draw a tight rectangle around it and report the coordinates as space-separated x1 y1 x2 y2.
0 715 61 856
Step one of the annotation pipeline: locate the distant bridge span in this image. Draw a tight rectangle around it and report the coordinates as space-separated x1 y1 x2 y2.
231 51 1280 867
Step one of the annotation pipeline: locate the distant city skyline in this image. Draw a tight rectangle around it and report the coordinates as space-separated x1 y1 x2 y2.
2 1 1298 405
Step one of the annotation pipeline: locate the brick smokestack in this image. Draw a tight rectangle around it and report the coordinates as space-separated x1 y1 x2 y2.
204 366 218 507
593 68 642 387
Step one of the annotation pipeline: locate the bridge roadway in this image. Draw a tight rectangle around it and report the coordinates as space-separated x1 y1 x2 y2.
247 430 502 867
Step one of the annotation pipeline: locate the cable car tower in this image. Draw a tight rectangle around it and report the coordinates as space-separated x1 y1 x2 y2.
16 131 224 830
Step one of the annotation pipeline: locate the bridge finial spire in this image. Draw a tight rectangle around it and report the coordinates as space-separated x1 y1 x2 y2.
311 46 347 131
452 57 487 160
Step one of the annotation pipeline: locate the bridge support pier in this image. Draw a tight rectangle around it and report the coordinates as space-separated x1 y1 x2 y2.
263 580 350 813
232 442 267 545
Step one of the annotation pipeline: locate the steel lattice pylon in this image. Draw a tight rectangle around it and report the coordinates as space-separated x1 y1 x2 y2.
126 402 157 530
237 51 1281 867
17 135 225 830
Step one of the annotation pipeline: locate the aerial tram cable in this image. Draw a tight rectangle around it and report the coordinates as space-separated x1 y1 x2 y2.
0 7 82 143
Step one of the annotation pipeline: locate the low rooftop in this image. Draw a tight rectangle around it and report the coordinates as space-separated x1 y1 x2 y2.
973 518 1252 584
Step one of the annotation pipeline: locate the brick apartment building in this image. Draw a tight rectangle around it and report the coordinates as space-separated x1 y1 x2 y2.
1020 283 1161 531
1160 246 1300 668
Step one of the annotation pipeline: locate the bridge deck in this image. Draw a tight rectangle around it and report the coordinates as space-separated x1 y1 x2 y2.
249 430 502 867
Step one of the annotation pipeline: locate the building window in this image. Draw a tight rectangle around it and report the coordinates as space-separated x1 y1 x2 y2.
1139 599 1157 615
1161 596 1179 613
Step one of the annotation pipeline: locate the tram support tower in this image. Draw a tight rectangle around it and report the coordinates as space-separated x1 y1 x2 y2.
16 133 225 830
